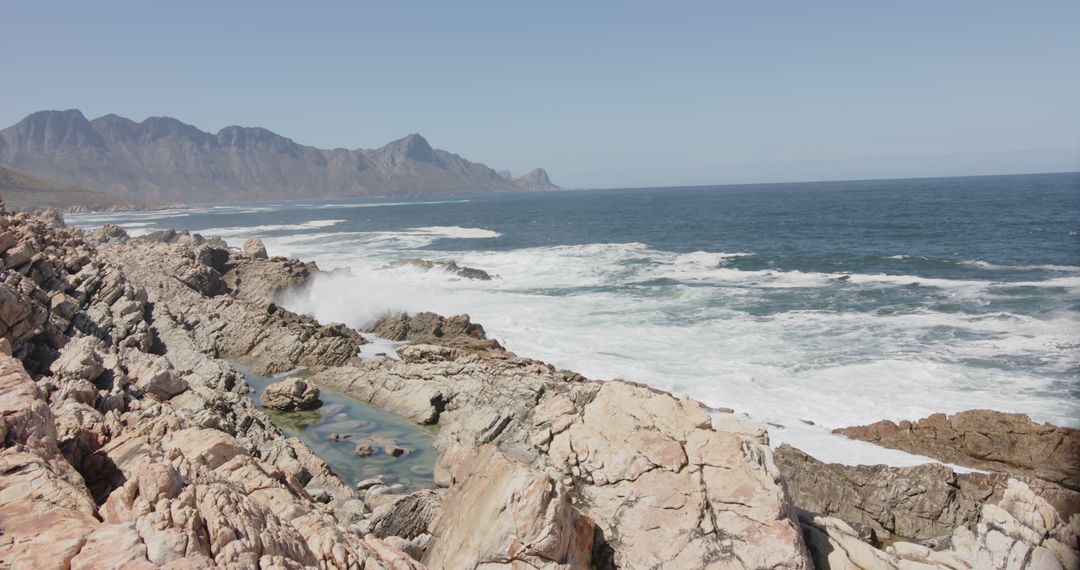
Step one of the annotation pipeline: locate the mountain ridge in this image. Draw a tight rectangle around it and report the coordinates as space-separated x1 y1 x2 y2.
0 109 560 203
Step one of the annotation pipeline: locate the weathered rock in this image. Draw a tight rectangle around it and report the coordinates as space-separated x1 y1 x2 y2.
368 311 501 351
49 336 105 382
243 236 268 259
369 490 441 540
0 209 423 568
797 509 899 570
386 258 493 280
970 479 1080 570
315 346 812 569
260 377 321 411
836 411 1080 491
425 445 595 569
775 444 992 541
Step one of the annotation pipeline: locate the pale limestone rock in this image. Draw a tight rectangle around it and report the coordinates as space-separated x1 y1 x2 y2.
244 236 268 259
425 445 594 569
260 377 321 411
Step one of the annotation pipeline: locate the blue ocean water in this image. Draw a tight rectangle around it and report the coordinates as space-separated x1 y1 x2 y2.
70 172 1080 464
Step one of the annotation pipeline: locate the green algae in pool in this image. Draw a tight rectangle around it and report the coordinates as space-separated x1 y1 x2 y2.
235 364 436 490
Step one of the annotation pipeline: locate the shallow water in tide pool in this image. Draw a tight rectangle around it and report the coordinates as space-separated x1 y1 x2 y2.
235 364 436 490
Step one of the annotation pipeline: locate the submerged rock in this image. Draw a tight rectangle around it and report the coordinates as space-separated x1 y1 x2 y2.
386 257 493 280
260 377 321 411
368 311 501 351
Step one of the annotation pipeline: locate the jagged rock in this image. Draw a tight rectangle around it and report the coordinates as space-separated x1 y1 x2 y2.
315 347 812 569
125 353 189 400
354 444 375 457
386 258 493 280
797 509 899 570
0 209 422 568
836 410 1080 491
92 223 129 243
970 479 1079 570
369 490 441 540
368 311 501 350
260 377 321 411
775 444 992 541
243 237 268 259
49 336 105 382
425 445 595 569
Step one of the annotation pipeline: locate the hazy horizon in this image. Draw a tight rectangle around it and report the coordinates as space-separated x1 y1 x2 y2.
4 1 1078 188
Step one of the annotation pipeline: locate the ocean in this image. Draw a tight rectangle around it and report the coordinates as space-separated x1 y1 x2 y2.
69 172 1080 465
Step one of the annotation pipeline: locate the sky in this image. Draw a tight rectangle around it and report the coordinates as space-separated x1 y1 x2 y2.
2 1 1078 188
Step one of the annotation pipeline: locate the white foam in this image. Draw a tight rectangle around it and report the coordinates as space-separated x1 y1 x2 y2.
196 219 346 239
409 226 501 239
960 260 1080 272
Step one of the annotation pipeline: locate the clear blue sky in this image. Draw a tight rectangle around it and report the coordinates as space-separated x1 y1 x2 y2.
3 1 1078 188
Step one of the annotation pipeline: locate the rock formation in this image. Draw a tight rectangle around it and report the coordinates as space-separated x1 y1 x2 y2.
367 311 502 351
385 258 493 280
261 377 322 411
835 411 1080 491
3 195 1077 569
0 205 422 567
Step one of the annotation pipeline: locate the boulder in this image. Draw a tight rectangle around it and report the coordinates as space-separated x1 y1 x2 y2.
260 377 321 411
243 237 268 259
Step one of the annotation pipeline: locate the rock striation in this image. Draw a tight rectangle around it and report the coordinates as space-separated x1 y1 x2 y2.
836 410 1080 491
0 203 422 568
312 342 812 568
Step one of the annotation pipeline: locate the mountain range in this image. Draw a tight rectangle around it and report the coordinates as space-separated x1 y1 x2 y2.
0 110 560 204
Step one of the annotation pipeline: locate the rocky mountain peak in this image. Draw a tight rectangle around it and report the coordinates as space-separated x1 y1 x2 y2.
6 109 106 150
515 167 559 191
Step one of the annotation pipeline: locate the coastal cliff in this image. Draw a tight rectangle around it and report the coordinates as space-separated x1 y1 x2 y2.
0 201 1076 569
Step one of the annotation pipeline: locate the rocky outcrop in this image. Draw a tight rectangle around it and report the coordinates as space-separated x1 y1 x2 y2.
313 344 812 569
776 444 993 541
425 444 594 569
261 377 322 411
835 411 1080 491
367 312 501 351
0 205 423 567
385 258 493 281
797 478 1080 570
101 232 363 375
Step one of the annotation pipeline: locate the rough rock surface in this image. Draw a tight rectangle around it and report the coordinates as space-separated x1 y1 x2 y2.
244 236 268 259
313 345 812 569
368 311 501 351
425 444 594 569
798 479 1080 570
105 231 363 375
776 444 993 541
261 377 322 411
836 410 1080 491
385 258 493 281
0 206 420 568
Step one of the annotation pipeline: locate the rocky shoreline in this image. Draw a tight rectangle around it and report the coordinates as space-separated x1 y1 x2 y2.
0 202 1077 569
